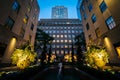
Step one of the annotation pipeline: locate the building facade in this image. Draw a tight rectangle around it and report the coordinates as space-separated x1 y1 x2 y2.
0 0 39 63
77 0 120 64
51 6 68 19
37 19 83 58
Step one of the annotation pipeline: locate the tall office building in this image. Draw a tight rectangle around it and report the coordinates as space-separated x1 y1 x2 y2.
51 6 68 19
77 0 120 64
0 0 39 63
37 19 83 59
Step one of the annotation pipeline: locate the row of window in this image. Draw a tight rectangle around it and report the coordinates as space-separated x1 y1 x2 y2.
86 16 116 31
40 26 81 29
45 30 80 34
52 34 75 38
52 45 74 49
40 21 81 26
52 40 72 43
83 1 107 20
52 50 73 54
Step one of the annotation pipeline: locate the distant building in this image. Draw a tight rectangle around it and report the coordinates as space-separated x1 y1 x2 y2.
51 6 68 19
37 19 83 59
0 0 39 63
77 0 120 64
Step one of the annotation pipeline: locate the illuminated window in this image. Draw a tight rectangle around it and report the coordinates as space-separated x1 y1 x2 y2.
61 35 63 38
5 17 14 30
69 40 72 43
57 35 59 38
53 35 55 37
105 16 116 30
61 51 64 54
23 14 29 24
61 40 63 42
99 1 107 13
53 40 55 43
57 40 59 43
65 45 68 48
12 1 20 13
65 40 68 43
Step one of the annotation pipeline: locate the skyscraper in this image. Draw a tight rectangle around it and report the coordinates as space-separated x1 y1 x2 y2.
51 6 68 19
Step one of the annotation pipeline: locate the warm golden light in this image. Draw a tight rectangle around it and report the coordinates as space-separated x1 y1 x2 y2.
116 47 120 57
9 38 17 51
104 37 111 49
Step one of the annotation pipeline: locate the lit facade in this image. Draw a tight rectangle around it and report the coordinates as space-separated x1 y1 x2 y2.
77 0 120 64
51 6 68 19
0 0 39 63
37 19 83 58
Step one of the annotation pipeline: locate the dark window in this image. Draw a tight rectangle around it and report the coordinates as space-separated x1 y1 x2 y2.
91 14 96 23
5 17 15 30
105 16 116 30
31 24 34 30
82 5 85 11
12 1 20 13
23 14 29 24
99 1 107 13
86 23 89 30
84 13 87 20
88 4 92 12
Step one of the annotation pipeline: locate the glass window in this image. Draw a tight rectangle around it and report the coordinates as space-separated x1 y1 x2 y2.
84 13 87 20
82 5 85 11
99 1 107 13
105 16 116 30
72 30 74 33
86 23 89 30
91 14 97 23
65 40 68 43
61 40 63 42
64 30 67 33
57 31 59 33
69 40 72 43
68 30 71 33
23 14 29 24
5 17 14 30
12 1 20 13
53 35 55 37
88 4 92 12
31 23 34 30
95 28 101 37
65 35 67 38
57 40 59 43
61 35 63 38
57 35 59 38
